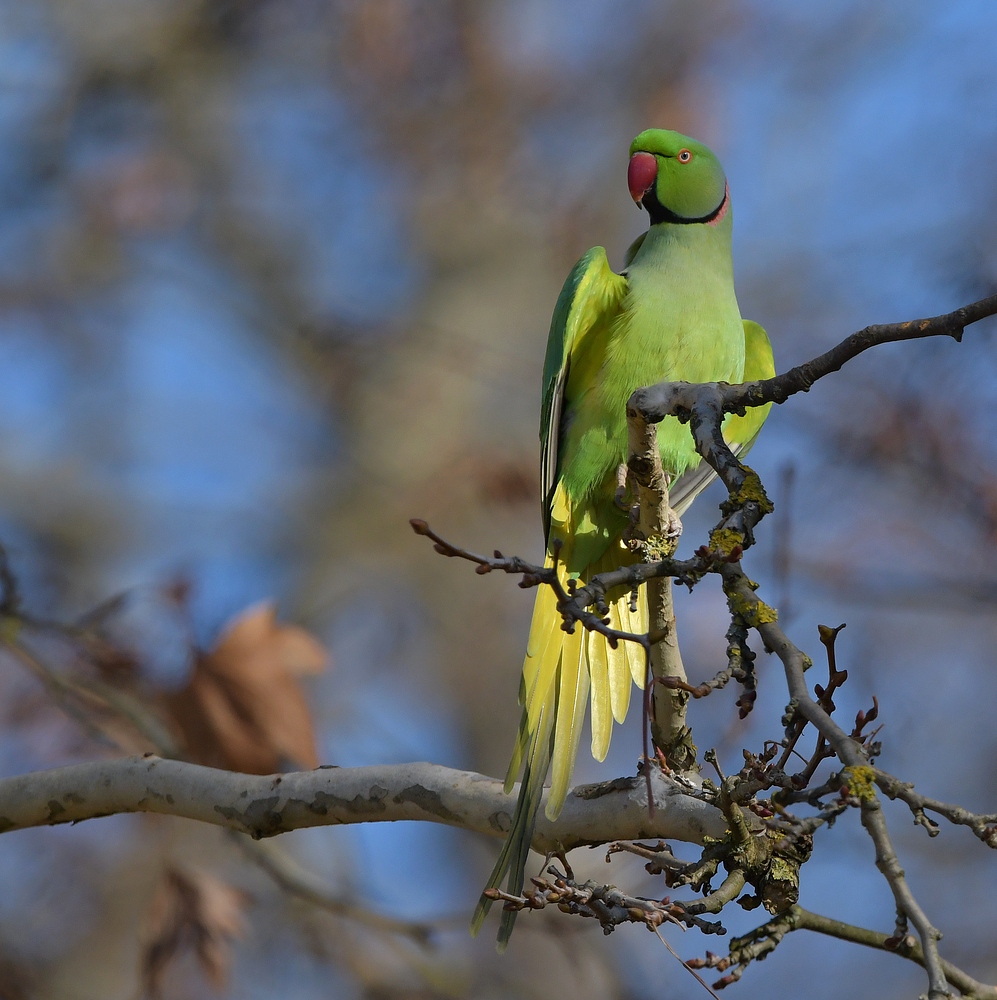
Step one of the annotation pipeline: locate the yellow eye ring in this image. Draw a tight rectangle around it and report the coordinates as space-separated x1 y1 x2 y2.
677 148 693 163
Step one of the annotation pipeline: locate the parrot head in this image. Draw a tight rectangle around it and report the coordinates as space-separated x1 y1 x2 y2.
628 129 728 226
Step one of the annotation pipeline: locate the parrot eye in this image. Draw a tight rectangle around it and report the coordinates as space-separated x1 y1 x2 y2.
677 149 693 163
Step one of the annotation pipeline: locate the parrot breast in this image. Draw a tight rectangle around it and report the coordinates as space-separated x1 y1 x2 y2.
555 219 744 547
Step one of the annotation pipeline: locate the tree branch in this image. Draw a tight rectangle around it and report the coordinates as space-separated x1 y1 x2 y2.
626 411 693 769
624 384 960 998
791 908 996 1000
712 527 950 999
0 755 729 850
622 298 997 999
403 292 997 993
874 769 997 846
3 626 463 943
693 906 996 998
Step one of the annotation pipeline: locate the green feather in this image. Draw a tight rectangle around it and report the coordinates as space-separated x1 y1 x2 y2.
540 246 627 544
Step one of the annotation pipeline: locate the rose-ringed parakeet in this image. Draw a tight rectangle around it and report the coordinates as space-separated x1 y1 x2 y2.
472 129 774 947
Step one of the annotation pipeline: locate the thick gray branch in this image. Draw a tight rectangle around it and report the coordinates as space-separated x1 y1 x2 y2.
0 755 728 851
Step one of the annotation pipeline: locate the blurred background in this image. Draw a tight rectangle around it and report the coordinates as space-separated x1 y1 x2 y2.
0 1 995 997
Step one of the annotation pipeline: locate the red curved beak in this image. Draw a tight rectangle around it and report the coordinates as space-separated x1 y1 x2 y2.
628 152 658 206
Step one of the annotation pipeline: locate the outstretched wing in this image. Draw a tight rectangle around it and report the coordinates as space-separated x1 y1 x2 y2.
668 319 775 514
540 246 628 542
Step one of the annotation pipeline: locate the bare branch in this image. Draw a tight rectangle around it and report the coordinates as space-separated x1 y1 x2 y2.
692 906 996 997
720 562 952 998
792 908 996 1000
626 410 693 770
483 864 724 936
874 770 997 847
3 625 456 945
623 331 997 998
0 755 729 850
397 294 997 995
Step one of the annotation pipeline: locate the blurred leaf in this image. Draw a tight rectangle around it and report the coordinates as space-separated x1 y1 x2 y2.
140 866 250 999
164 601 328 773
476 455 538 506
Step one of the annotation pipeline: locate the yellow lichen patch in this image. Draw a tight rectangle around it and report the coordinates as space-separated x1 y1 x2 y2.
729 467 775 515
761 856 802 913
644 532 679 561
841 765 877 801
726 589 779 627
708 527 744 557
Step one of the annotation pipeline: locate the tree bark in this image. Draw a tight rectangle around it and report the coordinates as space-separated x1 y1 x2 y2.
0 755 727 849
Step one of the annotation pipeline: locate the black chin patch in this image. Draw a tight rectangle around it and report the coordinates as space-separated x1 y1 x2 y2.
642 185 727 226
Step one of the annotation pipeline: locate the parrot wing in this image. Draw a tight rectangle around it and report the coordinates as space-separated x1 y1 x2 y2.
541 246 629 543
668 319 775 514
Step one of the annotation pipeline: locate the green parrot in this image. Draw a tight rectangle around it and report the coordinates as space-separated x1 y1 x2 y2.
471 129 775 947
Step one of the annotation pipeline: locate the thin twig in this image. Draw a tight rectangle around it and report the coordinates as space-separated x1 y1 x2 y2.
874 770 997 846
690 905 996 997
654 926 723 1000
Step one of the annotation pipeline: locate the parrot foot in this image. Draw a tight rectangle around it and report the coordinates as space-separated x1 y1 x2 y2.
666 507 683 542
614 462 636 514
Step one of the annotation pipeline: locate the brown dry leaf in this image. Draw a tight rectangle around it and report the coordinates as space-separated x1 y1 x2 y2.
164 601 328 773
475 454 538 506
140 866 251 999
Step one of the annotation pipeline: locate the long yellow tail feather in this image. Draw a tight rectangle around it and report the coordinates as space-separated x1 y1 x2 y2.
547 626 590 818
621 595 648 687
607 597 633 723
588 628 611 761
475 541 647 944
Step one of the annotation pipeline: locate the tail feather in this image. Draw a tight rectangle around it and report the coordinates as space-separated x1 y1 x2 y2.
477 544 648 946
547 627 590 818
503 704 530 794
525 581 557 661
506 568 561 792
523 605 563 740
607 598 633 723
521 583 558 705
471 696 556 949
588 628 612 761
621 597 648 687
505 633 557 792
